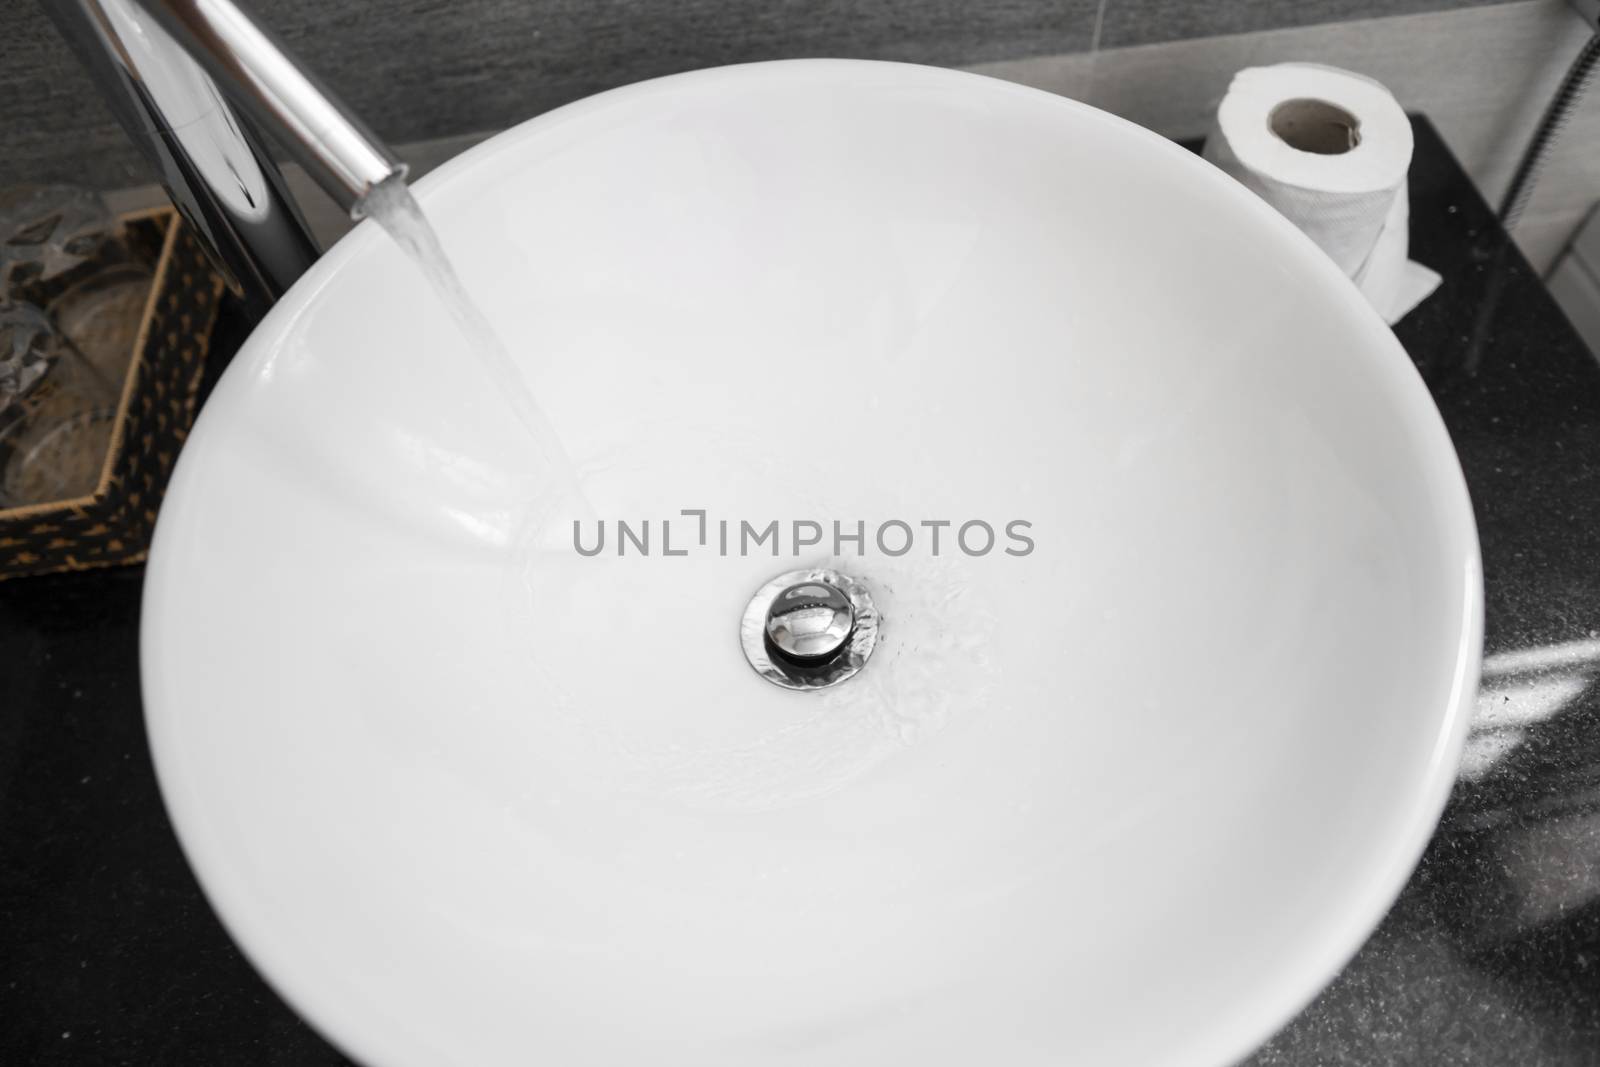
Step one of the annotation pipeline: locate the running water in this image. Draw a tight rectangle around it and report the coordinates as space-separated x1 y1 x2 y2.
355 176 585 537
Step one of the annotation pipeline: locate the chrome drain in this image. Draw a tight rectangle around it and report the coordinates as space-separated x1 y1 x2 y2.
740 568 879 691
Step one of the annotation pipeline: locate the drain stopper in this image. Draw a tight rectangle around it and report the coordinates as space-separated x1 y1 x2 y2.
765 581 855 663
741 568 879 691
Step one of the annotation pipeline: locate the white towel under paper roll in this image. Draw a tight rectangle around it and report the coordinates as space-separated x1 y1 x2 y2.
1202 62 1441 324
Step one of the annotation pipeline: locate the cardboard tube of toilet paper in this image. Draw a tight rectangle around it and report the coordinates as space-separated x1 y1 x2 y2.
1203 62 1440 323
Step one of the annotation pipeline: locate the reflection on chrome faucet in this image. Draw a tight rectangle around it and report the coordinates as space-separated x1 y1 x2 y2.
45 0 404 317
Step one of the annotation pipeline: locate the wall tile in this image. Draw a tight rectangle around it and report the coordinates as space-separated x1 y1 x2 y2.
267 0 1102 135
2 0 1102 189
1099 0 1513 47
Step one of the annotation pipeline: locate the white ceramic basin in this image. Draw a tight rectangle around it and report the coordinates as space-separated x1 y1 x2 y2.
142 60 1482 1067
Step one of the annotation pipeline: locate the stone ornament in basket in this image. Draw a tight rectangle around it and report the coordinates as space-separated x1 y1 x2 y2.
0 199 225 579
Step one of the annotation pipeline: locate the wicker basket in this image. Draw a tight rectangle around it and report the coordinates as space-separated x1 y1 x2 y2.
0 207 225 579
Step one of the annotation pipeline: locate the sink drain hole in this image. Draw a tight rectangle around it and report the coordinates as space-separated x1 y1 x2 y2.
741 569 878 691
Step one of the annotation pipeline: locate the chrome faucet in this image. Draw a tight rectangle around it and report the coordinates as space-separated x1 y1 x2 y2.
43 0 405 319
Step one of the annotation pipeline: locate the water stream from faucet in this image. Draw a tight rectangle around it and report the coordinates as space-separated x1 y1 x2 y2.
355 175 586 537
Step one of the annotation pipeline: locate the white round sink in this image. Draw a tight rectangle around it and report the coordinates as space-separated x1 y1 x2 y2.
142 60 1481 1067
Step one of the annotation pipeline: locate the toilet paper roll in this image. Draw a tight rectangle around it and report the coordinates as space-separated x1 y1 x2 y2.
1202 62 1441 324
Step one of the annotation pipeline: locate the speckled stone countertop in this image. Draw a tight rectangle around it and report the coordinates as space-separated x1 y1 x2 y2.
2 117 1597 1065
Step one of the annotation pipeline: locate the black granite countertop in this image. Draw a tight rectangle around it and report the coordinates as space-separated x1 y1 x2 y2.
3 117 1598 1065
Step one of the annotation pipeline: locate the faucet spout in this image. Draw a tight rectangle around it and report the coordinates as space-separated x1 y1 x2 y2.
43 0 405 316
142 0 406 212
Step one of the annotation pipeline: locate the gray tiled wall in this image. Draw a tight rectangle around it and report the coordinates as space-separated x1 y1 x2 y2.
1097 0 1504 45
2 0 1515 189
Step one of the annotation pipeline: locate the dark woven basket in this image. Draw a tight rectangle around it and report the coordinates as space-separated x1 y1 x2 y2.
0 207 225 579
